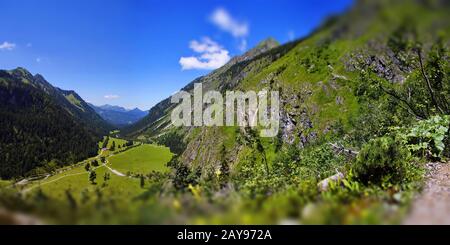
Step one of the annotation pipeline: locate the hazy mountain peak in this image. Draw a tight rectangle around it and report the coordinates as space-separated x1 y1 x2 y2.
89 104 148 128
225 38 280 68
98 104 128 112
254 37 279 50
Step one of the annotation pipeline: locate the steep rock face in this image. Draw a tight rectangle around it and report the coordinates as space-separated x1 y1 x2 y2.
126 0 449 176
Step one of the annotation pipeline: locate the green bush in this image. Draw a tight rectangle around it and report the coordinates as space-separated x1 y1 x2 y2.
444 128 450 158
273 144 346 182
353 136 412 186
394 115 450 159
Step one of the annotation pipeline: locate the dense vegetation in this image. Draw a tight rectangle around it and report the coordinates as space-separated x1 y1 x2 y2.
0 0 448 224
0 69 109 179
121 0 450 223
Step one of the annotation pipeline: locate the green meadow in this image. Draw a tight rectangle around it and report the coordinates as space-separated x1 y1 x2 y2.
24 143 172 201
98 137 131 156
109 144 173 174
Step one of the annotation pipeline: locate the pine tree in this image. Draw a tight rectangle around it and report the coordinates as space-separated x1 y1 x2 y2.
89 170 97 184
140 174 145 188
91 159 99 167
103 172 110 182
101 136 109 149
109 141 116 151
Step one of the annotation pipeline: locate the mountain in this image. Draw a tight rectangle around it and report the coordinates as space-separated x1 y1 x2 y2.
123 0 450 175
0 68 112 179
7 68 112 135
88 103 148 128
122 37 283 137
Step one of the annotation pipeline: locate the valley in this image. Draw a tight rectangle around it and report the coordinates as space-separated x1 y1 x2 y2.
15 136 172 204
0 0 449 225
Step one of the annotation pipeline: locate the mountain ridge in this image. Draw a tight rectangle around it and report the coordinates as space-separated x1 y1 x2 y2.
0 68 111 178
7 67 113 135
88 103 148 128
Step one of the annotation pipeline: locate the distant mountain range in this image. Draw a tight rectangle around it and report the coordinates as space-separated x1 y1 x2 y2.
0 67 113 178
88 104 148 128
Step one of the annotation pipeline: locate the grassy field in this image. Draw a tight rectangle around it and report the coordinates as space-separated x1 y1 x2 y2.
22 143 172 201
98 137 131 156
109 144 173 174
0 180 10 188
33 164 144 201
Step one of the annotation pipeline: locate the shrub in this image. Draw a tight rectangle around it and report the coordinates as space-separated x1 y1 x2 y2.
395 115 450 159
156 131 186 155
444 127 450 158
273 144 346 182
353 136 412 186
168 157 201 191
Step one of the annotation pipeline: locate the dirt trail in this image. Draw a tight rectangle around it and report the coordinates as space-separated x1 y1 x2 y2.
104 164 126 177
403 162 450 225
19 148 129 194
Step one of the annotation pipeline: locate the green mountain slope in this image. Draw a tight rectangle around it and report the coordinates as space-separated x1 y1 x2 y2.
0 68 111 179
9 68 113 135
124 0 449 177
122 37 281 137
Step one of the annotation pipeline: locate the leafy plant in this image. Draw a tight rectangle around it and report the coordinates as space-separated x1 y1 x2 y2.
393 115 450 158
353 136 412 186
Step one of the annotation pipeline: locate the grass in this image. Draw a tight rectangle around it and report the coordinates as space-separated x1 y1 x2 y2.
98 137 130 155
34 164 145 201
65 93 85 112
22 142 172 201
0 180 10 188
109 144 173 174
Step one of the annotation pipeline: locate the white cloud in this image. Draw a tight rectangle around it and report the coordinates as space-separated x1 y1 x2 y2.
189 38 221 53
210 8 248 38
210 8 249 52
0 41 16 51
179 37 231 70
104 95 120 99
36 57 41 63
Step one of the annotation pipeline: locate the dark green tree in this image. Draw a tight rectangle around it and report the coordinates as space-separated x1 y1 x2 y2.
89 170 97 184
103 172 110 182
109 141 116 151
140 174 145 188
169 157 201 191
101 136 109 149
91 159 99 167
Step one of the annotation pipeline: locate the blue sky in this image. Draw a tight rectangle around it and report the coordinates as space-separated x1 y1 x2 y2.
0 0 353 110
